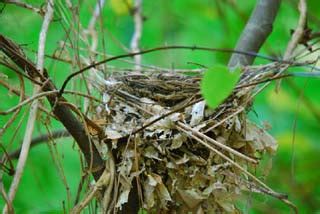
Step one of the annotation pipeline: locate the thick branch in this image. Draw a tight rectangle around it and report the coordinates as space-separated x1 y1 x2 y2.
228 0 281 68
0 35 105 181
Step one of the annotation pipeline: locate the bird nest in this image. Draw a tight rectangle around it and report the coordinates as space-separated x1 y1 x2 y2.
91 65 278 213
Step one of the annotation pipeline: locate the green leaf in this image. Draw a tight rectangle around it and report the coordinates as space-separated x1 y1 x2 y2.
200 65 240 109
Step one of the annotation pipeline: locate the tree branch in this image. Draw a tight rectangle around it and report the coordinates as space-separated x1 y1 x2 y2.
3 1 54 213
0 35 105 181
228 0 281 68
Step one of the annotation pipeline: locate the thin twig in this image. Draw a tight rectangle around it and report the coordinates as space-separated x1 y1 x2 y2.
0 91 58 115
83 0 106 114
0 74 25 137
277 0 307 92
58 45 301 96
2 1 54 213
87 0 105 31
71 162 112 213
1 0 44 16
130 96 202 135
0 33 106 180
176 126 298 213
102 151 115 212
116 92 258 164
130 0 143 70
284 0 308 59
0 89 104 115
6 130 70 160
177 122 258 164
177 125 266 189
204 107 245 133
0 181 13 214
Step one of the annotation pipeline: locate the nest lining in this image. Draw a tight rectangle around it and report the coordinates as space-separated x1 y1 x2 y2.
92 65 278 213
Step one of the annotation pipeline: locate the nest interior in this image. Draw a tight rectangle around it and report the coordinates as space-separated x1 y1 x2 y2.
92 68 278 213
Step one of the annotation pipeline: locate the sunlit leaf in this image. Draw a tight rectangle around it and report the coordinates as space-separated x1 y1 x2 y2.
200 65 240 109
110 0 133 15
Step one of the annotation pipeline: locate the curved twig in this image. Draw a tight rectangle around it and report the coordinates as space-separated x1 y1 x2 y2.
58 45 300 97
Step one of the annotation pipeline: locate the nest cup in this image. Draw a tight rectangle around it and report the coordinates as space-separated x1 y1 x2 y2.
93 68 277 213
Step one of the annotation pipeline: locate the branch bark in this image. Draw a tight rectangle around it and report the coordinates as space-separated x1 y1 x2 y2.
228 0 281 68
0 35 105 181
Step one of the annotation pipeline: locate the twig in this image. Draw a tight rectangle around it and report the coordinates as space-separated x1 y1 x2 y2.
0 181 13 214
1 0 44 16
130 96 202 135
0 60 43 86
6 130 70 160
228 0 281 68
42 125 72 209
204 107 245 133
177 122 258 164
1 33 106 180
277 0 307 92
0 89 103 115
116 93 258 164
83 0 106 114
102 152 115 212
284 0 308 59
0 91 58 115
177 125 265 189
130 0 143 70
0 144 15 175
0 74 25 137
71 171 110 213
3 1 54 213
87 0 106 31
0 79 92 119
59 45 301 96
176 126 298 213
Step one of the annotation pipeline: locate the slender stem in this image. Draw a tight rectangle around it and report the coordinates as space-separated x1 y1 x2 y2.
130 0 143 70
3 1 54 213
284 0 307 59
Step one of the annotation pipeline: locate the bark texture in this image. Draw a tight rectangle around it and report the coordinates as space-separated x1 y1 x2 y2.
228 0 281 68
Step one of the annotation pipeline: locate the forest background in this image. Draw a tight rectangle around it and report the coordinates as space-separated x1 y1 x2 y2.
0 0 320 213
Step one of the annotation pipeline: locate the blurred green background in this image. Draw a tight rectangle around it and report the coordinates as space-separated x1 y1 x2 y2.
0 0 320 213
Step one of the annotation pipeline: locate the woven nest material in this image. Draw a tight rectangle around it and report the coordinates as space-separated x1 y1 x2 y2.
92 65 278 213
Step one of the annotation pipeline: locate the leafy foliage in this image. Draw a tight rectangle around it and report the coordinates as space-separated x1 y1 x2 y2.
201 65 240 109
